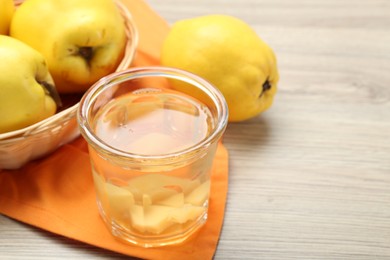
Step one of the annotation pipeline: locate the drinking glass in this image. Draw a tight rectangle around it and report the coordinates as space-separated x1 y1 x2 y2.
77 66 228 247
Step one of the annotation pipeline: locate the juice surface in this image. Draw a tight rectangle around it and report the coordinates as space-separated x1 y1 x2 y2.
93 88 214 155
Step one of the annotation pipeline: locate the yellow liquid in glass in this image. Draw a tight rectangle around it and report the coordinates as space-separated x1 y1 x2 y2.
89 88 217 246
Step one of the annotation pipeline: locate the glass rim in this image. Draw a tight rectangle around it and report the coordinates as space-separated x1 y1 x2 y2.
77 66 229 161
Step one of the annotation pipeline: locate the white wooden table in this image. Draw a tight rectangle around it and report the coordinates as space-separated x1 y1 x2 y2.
1 0 390 259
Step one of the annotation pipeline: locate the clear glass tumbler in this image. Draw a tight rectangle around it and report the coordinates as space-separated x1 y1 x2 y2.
77 66 228 247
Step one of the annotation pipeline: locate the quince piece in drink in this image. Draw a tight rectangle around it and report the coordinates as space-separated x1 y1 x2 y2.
105 182 134 218
92 172 110 213
141 187 178 207
129 205 171 234
184 180 210 206
157 192 185 208
169 204 204 224
126 174 201 202
129 204 204 234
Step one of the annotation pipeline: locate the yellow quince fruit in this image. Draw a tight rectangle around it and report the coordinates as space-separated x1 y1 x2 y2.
10 0 127 93
161 15 279 122
0 0 14 35
0 35 60 134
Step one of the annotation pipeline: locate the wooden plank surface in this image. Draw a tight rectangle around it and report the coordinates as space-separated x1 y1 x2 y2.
1 0 390 259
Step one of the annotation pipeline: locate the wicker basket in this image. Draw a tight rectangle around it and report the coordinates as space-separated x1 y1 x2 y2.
0 0 138 169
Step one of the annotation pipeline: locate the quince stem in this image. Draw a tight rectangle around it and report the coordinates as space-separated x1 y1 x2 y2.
259 80 271 98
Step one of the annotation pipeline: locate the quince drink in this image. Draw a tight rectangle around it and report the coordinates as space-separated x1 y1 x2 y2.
89 88 217 247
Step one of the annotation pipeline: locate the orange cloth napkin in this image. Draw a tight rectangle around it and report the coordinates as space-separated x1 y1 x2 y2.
0 1 229 260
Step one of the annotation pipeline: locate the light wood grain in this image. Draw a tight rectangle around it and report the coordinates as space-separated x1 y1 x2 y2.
1 0 390 259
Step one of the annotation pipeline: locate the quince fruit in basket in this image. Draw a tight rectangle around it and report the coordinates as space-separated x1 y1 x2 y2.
10 0 127 93
0 0 14 35
161 15 279 122
0 35 61 134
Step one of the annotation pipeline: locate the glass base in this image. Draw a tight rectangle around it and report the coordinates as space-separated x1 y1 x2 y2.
97 200 208 248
